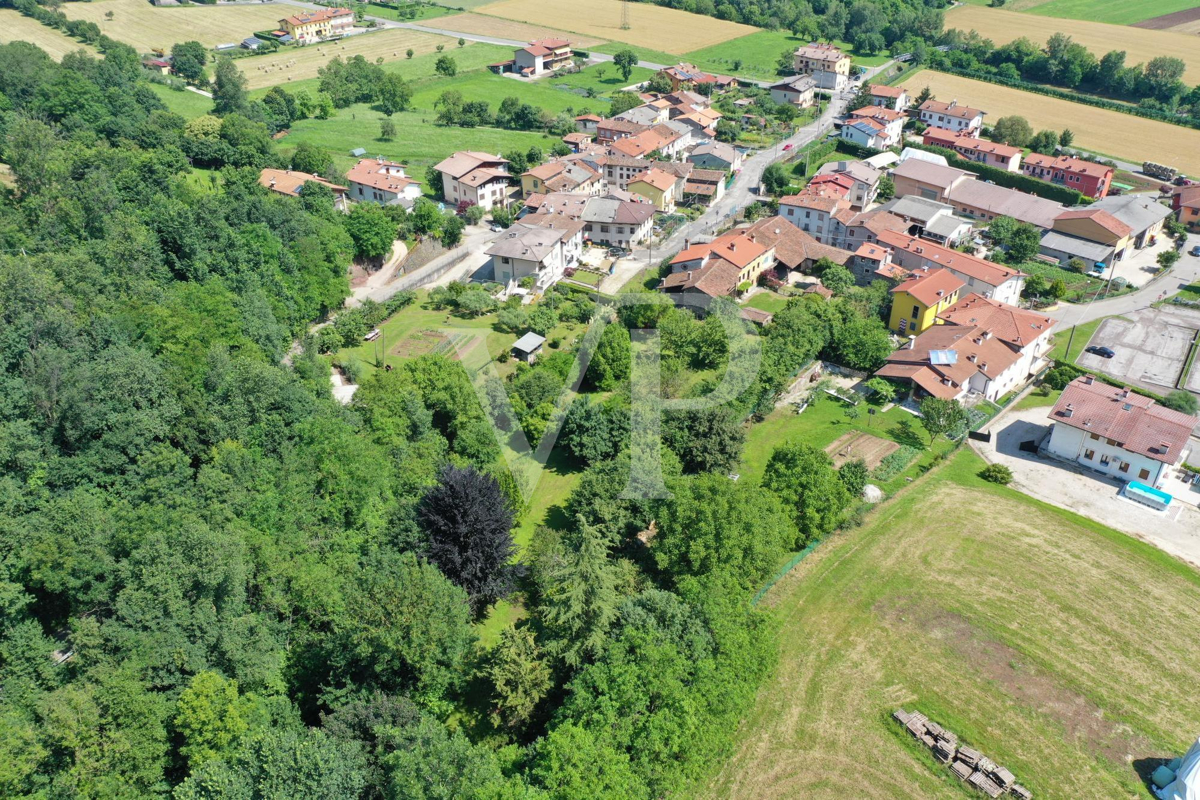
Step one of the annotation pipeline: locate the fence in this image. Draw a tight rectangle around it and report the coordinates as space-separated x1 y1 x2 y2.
751 541 820 606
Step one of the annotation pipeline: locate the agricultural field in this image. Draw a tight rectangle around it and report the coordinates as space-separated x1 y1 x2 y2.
408 67 608 116
697 448 1200 799
0 9 96 59
60 0 282 51
898 70 1200 176
945 5 1200 83
427 13 609 48
238 29 456 91
1029 0 1199 25
474 0 757 54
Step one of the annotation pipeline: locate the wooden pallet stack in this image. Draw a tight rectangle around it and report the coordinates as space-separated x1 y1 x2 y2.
893 709 1031 799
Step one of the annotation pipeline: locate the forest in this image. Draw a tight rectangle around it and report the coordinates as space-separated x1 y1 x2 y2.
0 37 907 797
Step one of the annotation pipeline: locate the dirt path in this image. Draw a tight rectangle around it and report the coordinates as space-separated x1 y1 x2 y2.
346 239 408 308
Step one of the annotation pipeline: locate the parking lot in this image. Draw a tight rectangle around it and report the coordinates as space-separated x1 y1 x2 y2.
1077 306 1200 394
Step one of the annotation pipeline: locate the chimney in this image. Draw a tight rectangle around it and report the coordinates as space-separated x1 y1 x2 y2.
968 354 977 363
1063 404 1074 418
1083 375 1094 385
907 335 917 350
1120 387 1130 399
982 330 992 340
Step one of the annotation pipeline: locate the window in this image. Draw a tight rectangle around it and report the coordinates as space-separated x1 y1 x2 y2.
1083 449 1095 460
501 257 510 264
1090 433 1099 440
601 225 610 233
1119 462 1129 473
912 305 920 318
1100 455 1111 466
1139 468 1150 480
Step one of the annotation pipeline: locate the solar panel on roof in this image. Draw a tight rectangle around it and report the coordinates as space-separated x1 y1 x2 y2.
930 350 958 365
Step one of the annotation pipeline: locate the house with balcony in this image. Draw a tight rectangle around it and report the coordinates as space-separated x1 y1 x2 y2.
916 98 984 134
922 127 1022 172
792 43 851 91
486 215 584 293
345 158 422 208
769 75 817 108
875 230 1025 305
278 7 353 44
433 151 511 211
628 167 680 212
844 106 906 150
513 38 572 77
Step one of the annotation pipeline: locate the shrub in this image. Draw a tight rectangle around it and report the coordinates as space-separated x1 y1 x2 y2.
1044 363 1082 390
871 446 921 482
978 463 1013 484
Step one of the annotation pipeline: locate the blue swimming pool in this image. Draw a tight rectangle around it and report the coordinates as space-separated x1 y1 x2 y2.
1125 481 1172 509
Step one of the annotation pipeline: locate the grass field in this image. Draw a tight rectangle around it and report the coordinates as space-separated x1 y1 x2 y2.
545 62 655 93
61 0 282 51
238 29 457 91
147 82 213 119
683 30 890 79
744 291 790 314
898 70 1200 176
474 0 757 54
427 12 609 48
698 448 1200 799
409 68 606 116
362 3 457 23
0 9 96 59
1026 0 1200 24
945 6 1200 84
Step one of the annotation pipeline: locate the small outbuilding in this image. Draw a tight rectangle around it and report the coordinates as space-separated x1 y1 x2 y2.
511 331 546 363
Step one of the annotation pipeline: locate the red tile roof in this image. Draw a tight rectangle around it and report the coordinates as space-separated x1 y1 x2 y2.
891 267 964 307
876 231 1022 288
869 84 905 98
1051 377 1197 464
1055 208 1132 238
936 293 1054 348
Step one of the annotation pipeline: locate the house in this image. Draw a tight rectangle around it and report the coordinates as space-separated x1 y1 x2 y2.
922 127 1022 172
875 230 1026 304
1171 184 1200 229
659 63 735 93
579 195 656 247
1043 194 1171 267
1085 194 1171 249
596 118 650 144
779 189 908 250
609 124 686 160
562 132 594 152
278 7 353 44
743 215 853 276
917 98 984 134
259 168 348 210
575 114 603 135
792 43 851 91
850 241 908 284
891 158 972 203
876 196 975 247
628 168 679 212
682 169 726 205
687 142 743 172
520 160 602 198
1021 153 1114 199
142 57 171 75
845 106 906 149
1045 375 1197 487
615 104 669 127
661 230 775 304
433 151 511 211
345 158 422 208
514 37 571 77
876 294 1055 401
867 84 908 110
769 75 817 108
887 267 964 335
512 331 546 363
947 178 1066 229
486 215 585 293
579 153 692 192
815 160 883 208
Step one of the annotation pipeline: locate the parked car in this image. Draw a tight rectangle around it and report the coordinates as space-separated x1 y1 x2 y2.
1190 245 1200 257
490 224 504 233
1085 345 1116 359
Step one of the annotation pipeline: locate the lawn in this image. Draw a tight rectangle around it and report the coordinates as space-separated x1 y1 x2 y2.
147 82 213 119
899 69 1200 176
61 0 282 51
427 12 610 48
944 6 1200 84
410 68 608 116
683 30 889 80
1013 385 1062 410
697 447 1200 799
546 62 656 94
474 0 757 54
1025 0 1200 25
744 291 790 314
0 8 96 59
592 41 681 68
362 3 457 23
1048 316 1104 362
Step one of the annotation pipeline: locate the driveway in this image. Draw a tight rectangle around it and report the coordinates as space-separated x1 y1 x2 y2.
974 406 1200 568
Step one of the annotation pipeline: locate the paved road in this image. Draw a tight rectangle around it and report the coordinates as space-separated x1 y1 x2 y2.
1048 232 1200 328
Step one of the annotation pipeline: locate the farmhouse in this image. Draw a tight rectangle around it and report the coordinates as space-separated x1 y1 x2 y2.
278 7 353 44
875 230 1025 305
520 160 602 198
1022 153 1114 199
792 42 851 91
887 267 963 335
433 151 511 211
917 98 984 134
628 168 680 212
486 215 584 293
345 158 422 208
687 142 743 172
877 294 1055 401
867 83 908 110
769 75 817 108
1046 375 1197 488
258 168 348 210
513 37 571 77
921 127 1022 172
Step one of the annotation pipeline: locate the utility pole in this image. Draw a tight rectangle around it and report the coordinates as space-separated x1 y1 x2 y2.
620 0 630 30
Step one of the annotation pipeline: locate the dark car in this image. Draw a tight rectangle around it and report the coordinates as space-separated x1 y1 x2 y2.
1086 345 1116 359
1190 245 1200 257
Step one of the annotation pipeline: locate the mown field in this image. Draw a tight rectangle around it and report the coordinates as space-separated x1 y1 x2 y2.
61 0 282 51
1027 0 1199 25
147 82 213 118
899 69 1200 176
945 5 1200 83
0 8 96 59
697 448 1200 799
474 0 757 54
238 28 457 91
426 12 609 48
684 29 890 78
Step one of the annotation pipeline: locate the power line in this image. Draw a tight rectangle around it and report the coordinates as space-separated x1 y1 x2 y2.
620 0 630 30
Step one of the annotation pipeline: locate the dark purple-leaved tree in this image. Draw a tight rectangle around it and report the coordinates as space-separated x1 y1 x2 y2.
417 465 517 616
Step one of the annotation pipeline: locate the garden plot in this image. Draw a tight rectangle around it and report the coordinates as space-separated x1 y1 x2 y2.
824 431 900 470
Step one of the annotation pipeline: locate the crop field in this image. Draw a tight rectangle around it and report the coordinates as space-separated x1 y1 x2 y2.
946 6 1200 83
61 0 283 51
428 13 608 48
0 9 96 59
824 431 900 470
899 70 1200 176
474 0 756 54
239 28 454 90
697 449 1200 799
1026 0 1200 25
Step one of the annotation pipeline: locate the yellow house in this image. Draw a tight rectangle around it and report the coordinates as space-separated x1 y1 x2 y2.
888 267 965 336
1052 208 1132 257
628 168 678 212
279 7 354 44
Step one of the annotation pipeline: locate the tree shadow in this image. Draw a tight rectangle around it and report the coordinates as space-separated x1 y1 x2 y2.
888 418 926 450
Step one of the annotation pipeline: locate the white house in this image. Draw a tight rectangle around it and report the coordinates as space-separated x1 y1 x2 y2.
486 215 584 293
345 158 423 208
1045 375 1197 487
917 99 984 134
843 106 906 149
874 230 1025 305
868 84 908 110
792 42 851 92
769 75 817 108
433 151 511 211
513 38 572 77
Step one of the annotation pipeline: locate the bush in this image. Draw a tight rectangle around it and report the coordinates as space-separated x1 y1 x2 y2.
978 463 1013 484
1044 363 1082 390
1162 390 1199 415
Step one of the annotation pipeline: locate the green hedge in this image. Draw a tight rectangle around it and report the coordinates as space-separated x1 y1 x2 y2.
834 138 886 159
930 66 1200 133
906 141 1090 205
